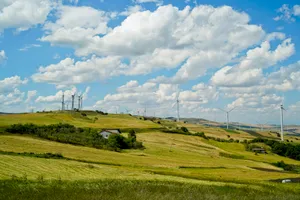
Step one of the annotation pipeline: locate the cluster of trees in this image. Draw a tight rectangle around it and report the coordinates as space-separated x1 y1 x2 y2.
161 127 191 135
95 110 108 115
104 129 143 151
161 127 241 143
6 124 143 151
273 161 300 172
250 138 300 161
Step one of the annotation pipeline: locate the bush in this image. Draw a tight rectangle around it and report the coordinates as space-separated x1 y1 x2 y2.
180 127 189 133
128 129 136 138
194 132 207 139
219 152 244 159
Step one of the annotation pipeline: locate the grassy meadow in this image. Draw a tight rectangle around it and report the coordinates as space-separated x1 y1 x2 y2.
0 112 300 199
0 112 160 129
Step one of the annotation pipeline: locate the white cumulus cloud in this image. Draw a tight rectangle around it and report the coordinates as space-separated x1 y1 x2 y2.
0 76 28 93
0 0 54 32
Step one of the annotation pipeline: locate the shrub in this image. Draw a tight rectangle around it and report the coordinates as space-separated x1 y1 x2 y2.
180 127 189 133
194 132 207 139
219 152 244 159
128 129 136 138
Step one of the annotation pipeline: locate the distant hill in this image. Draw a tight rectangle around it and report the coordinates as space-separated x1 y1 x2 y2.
176 117 300 135
0 112 11 115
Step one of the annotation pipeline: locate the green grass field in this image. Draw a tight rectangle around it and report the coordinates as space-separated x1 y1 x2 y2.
0 112 160 129
1 112 300 199
2 180 300 200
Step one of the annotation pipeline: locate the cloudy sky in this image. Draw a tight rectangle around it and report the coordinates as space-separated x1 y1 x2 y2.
1 0 300 125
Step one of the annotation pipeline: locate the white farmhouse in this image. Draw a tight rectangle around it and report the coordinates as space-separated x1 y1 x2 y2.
99 129 121 139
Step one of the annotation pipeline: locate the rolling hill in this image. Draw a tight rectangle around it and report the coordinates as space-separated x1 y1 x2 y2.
1 111 300 199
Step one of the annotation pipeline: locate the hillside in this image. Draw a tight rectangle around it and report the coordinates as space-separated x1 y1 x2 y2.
1 112 300 199
0 112 160 129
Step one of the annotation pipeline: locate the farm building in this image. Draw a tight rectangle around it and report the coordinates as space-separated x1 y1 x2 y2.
252 147 266 154
99 129 121 139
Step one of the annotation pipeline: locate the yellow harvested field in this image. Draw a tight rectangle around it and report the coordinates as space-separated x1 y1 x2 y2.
1 113 300 185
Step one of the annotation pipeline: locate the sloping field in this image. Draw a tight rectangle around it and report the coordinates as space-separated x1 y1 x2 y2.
1 132 300 182
1 112 300 200
0 112 160 129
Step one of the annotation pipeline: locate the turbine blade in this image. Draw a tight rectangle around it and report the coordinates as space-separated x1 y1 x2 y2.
218 108 226 113
228 107 235 113
171 102 176 108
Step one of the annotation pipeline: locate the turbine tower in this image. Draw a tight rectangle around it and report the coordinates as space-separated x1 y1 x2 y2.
78 95 81 110
219 107 235 129
80 95 83 110
173 90 180 122
280 104 285 142
176 98 180 122
62 92 65 111
71 94 75 111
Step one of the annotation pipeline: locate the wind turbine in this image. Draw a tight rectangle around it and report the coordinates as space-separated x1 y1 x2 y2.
219 107 235 129
172 90 180 122
280 104 285 142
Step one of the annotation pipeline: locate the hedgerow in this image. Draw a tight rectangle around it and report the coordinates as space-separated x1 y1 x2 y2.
5 123 143 151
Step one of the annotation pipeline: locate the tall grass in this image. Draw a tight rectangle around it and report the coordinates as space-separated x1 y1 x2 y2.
1 180 300 200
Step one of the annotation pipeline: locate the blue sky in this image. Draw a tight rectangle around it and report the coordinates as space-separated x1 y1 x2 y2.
0 0 300 125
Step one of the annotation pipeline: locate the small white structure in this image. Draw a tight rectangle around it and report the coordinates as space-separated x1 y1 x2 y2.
99 129 121 139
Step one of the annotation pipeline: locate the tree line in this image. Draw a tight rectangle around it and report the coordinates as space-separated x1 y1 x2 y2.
249 138 300 161
5 123 143 151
